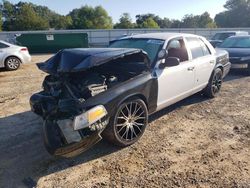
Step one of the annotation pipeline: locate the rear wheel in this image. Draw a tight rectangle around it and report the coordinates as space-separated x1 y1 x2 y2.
5 56 21 71
247 64 250 75
103 98 148 147
203 68 223 98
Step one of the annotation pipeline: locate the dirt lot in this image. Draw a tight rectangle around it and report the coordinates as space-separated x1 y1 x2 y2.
0 55 250 188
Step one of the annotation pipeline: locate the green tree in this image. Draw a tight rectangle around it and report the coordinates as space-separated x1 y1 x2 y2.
136 14 168 28
2 0 15 30
31 4 72 29
157 18 172 28
206 22 217 28
14 4 49 30
1 1 72 30
170 19 181 28
198 12 217 28
69 5 112 29
181 14 198 28
114 13 135 29
1 0 14 19
215 0 250 27
136 14 155 26
50 15 72 29
214 12 230 27
224 0 248 10
180 12 216 28
93 6 113 29
141 17 160 28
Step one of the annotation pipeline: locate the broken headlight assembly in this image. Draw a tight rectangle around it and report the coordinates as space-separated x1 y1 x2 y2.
73 105 108 131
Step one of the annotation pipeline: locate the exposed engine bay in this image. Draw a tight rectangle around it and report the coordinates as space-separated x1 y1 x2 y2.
32 53 148 118
41 60 145 107
30 48 149 157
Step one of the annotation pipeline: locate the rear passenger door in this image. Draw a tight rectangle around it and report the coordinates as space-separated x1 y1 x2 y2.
185 37 215 92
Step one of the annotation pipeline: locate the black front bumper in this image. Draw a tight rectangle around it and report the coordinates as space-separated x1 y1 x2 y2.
30 92 107 157
43 120 104 158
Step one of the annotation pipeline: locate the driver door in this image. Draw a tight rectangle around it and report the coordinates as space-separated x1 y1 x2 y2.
155 37 196 111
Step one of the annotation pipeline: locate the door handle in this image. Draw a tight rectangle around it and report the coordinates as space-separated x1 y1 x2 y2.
187 67 195 71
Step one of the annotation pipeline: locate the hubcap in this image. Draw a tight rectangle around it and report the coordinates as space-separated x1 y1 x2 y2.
115 102 146 141
7 58 20 69
212 73 222 94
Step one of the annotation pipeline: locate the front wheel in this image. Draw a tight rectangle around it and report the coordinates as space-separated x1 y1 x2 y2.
103 98 148 147
203 68 223 98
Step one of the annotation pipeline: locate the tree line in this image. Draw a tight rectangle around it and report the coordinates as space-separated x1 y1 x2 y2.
0 0 248 31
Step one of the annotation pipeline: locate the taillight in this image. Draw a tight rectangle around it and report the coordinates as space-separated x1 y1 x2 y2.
20 48 28 52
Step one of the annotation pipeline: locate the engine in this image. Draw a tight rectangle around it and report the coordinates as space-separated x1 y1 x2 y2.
42 72 119 102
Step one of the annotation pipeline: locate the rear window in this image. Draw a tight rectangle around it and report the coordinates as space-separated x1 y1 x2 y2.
0 42 9 48
186 37 206 59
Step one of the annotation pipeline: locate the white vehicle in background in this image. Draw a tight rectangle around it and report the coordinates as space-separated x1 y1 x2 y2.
0 40 31 71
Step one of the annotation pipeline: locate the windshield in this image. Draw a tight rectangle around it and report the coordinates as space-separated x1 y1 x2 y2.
211 33 234 41
109 38 164 63
220 37 250 48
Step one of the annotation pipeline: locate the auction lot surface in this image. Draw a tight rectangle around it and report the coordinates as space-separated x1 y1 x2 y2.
0 55 250 188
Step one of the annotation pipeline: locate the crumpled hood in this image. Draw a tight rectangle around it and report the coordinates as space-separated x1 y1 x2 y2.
37 48 148 74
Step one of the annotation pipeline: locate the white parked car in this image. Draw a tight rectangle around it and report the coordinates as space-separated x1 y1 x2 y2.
0 40 31 70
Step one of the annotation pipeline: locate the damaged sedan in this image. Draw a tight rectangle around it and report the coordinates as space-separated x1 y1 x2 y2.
30 33 231 157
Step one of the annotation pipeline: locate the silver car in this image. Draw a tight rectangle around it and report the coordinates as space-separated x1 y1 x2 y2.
0 40 31 70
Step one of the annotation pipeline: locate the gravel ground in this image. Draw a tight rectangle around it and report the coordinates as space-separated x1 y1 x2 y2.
0 55 249 188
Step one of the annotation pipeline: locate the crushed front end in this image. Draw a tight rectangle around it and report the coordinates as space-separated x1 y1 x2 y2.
30 48 150 157
30 74 110 157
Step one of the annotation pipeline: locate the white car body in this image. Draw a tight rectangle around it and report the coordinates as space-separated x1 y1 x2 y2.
125 33 225 111
0 40 31 69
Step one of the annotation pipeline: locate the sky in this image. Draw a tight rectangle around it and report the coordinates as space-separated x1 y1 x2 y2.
8 0 227 23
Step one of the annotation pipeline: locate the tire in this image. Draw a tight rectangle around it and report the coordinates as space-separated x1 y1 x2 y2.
5 56 21 71
203 68 223 98
247 64 250 75
102 98 148 147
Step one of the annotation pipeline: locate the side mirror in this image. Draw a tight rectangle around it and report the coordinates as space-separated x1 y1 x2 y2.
157 49 168 60
159 57 180 69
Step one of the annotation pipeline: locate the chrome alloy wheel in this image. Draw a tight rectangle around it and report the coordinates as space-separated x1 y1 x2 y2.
114 101 147 142
212 71 222 95
5 57 21 70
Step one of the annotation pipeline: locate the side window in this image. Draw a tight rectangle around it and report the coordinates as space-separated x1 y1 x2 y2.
166 38 188 62
199 39 211 56
186 37 204 59
0 42 9 49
